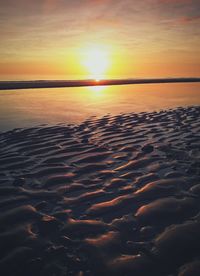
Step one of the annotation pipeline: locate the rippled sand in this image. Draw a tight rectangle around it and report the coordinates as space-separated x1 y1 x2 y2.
0 106 200 276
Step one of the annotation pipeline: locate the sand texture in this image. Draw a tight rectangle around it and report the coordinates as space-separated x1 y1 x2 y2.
0 106 200 276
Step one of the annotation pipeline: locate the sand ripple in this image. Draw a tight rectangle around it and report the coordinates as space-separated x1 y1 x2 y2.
0 106 200 275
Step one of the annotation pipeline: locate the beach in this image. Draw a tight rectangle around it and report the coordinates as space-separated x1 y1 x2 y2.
0 105 200 275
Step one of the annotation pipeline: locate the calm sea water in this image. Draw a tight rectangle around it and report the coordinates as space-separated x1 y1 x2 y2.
0 83 200 131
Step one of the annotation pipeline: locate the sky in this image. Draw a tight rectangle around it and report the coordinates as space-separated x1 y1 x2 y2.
0 0 200 79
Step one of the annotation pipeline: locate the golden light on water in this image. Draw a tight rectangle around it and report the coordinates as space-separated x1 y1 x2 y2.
89 85 106 97
81 45 110 80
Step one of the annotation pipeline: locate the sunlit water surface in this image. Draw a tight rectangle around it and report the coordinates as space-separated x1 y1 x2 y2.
0 83 200 131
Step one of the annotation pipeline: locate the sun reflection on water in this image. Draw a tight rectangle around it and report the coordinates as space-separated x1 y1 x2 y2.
88 84 106 97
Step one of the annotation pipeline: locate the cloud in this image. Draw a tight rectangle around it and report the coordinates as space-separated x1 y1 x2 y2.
178 15 200 24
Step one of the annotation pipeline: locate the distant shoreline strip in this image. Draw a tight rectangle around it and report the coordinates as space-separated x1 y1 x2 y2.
0 78 200 90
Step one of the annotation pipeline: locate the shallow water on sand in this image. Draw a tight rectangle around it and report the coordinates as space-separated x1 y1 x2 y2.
0 83 200 131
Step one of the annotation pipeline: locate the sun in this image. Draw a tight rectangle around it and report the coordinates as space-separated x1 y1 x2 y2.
82 46 109 80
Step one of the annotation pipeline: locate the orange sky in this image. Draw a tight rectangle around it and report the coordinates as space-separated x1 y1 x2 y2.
0 0 200 79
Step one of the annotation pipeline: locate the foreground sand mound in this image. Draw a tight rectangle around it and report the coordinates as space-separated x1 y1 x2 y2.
0 106 200 276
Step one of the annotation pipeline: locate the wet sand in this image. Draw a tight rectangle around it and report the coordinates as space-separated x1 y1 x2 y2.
0 106 200 276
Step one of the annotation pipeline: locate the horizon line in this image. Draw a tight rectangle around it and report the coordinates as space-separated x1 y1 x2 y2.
0 77 200 90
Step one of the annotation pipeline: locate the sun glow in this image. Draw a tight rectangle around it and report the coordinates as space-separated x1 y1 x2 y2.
82 46 110 80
